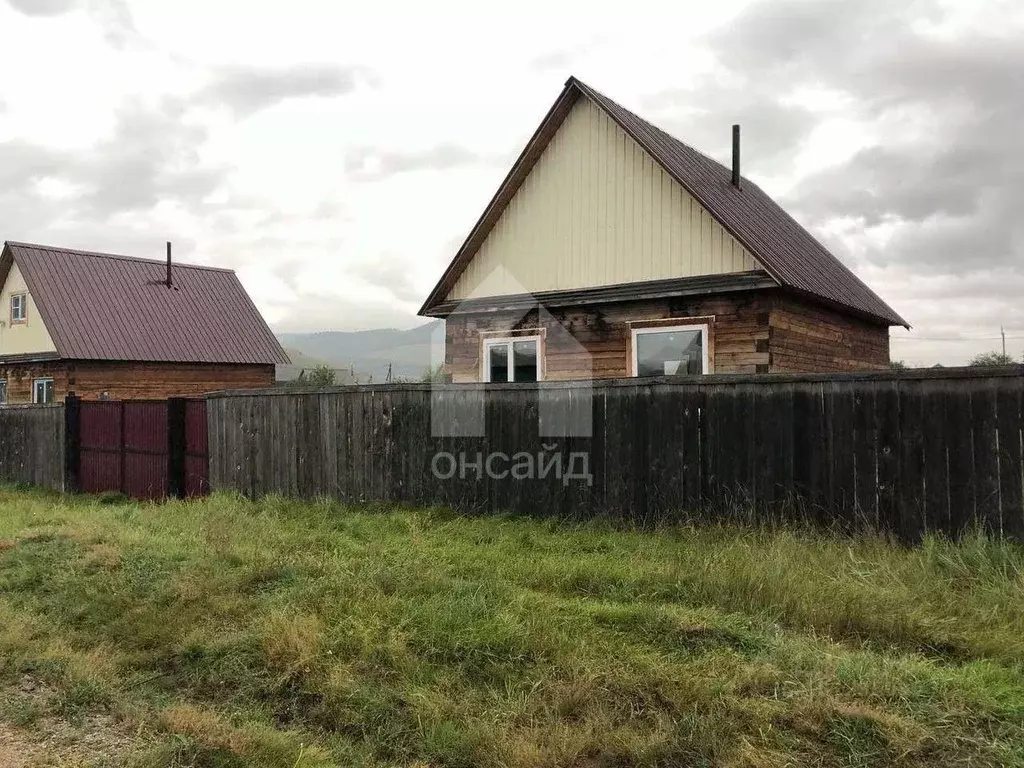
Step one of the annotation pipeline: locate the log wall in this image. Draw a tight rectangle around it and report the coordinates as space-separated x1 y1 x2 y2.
444 289 890 381
0 361 274 403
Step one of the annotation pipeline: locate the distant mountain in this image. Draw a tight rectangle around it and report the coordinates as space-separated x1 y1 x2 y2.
276 348 347 383
277 321 442 383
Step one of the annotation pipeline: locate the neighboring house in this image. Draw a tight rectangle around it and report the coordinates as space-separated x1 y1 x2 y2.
419 77 908 383
0 242 289 404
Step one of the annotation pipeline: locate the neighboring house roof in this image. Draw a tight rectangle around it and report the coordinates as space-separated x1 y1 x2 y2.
420 77 908 328
0 242 290 365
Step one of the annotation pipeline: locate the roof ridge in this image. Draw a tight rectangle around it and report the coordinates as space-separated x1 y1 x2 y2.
565 79 907 328
419 77 907 328
568 77 738 173
4 241 235 273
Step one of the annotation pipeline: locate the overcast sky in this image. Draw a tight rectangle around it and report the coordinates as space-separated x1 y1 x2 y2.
1 0 1021 365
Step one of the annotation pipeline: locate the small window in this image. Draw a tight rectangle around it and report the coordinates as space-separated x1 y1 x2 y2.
10 293 27 323
483 336 541 382
0 380 7 405
632 324 708 376
32 378 54 404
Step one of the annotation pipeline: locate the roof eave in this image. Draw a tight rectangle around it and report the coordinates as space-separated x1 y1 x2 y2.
418 80 586 316
783 285 910 329
425 271 779 317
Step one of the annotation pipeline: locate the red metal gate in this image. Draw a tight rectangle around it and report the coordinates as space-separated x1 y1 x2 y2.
184 399 209 497
67 397 209 500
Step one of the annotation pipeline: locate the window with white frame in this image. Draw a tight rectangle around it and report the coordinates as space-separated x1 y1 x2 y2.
10 293 27 323
483 336 541 382
0 380 7 405
32 378 53 404
632 324 709 376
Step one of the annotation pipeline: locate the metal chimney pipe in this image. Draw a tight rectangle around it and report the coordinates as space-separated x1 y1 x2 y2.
166 241 172 288
732 124 741 189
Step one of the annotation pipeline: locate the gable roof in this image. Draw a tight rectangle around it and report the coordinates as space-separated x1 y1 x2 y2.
420 77 908 328
1 242 290 365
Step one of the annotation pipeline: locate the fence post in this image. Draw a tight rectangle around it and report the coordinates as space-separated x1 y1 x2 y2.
167 398 187 499
64 394 81 493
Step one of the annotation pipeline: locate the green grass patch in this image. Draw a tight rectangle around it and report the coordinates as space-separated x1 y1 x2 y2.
0 486 1022 766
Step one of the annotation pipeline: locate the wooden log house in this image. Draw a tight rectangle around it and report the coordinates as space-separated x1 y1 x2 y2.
419 77 908 382
0 242 289 404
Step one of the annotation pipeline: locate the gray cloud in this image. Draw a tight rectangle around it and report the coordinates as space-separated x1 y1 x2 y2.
699 0 1023 266
68 99 225 217
202 64 364 116
6 0 140 48
641 88 817 173
0 94 232 251
344 142 482 181
530 50 572 72
272 294 420 334
5 0 76 15
351 258 423 303
672 0 1024 353
0 141 63 189
89 0 138 49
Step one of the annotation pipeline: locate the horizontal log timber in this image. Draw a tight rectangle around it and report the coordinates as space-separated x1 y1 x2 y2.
445 287 891 381
0 360 275 403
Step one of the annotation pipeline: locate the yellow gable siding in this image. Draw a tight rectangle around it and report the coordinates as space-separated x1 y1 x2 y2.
0 262 58 356
448 97 760 301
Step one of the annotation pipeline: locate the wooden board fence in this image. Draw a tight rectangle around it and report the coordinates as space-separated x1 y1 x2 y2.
0 404 65 491
205 368 1024 540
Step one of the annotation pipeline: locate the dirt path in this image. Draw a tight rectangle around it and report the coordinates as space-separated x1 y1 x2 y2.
0 675 144 766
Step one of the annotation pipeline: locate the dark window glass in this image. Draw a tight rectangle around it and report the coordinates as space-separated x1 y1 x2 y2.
488 344 509 382
636 328 704 376
512 340 538 382
33 379 53 404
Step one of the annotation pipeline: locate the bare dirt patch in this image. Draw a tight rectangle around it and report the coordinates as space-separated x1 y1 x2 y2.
0 725 42 767
0 675 144 766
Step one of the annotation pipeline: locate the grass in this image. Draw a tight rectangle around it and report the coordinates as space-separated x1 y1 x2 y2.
0 486 1021 767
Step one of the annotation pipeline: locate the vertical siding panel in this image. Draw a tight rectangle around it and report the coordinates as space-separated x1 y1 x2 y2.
643 154 653 282
584 102 594 284
447 99 760 300
668 179 677 276
572 111 581 287
599 105 609 280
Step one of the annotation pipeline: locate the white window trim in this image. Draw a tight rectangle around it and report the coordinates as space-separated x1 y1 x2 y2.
0 379 7 405
10 293 27 323
631 323 710 377
32 378 54 404
482 334 543 382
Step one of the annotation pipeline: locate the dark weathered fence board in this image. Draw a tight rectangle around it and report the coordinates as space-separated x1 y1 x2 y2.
972 381 1001 534
205 370 1024 540
0 405 64 491
995 381 1024 538
946 388 975 535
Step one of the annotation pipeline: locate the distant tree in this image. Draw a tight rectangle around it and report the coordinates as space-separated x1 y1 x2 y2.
306 365 337 387
968 351 1017 367
421 364 448 383
889 360 908 370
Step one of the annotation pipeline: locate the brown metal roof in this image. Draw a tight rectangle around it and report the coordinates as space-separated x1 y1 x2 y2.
420 77 909 328
2 242 290 364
